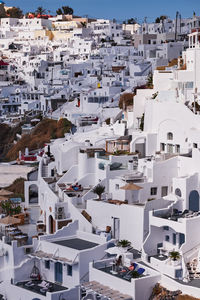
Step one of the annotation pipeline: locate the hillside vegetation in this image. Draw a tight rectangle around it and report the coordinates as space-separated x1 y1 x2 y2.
6 118 72 161
6 177 26 201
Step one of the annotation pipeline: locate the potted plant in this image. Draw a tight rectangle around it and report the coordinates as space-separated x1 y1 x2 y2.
92 184 105 201
169 251 181 266
117 239 131 252
131 270 140 278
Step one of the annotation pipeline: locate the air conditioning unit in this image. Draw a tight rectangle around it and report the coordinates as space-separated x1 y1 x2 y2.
58 214 63 220
57 207 64 213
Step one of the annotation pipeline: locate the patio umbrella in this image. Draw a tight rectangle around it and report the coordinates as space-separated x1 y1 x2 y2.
120 183 143 190
0 189 13 196
0 216 21 226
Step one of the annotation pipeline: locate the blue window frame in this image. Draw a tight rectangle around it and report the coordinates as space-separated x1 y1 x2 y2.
179 233 185 246
173 233 176 245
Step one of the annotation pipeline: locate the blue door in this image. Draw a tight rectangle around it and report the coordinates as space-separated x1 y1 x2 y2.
55 262 63 284
189 190 199 212
179 233 185 246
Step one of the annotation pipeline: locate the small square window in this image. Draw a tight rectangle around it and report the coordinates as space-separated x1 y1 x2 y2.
165 235 170 242
151 187 157 196
193 143 198 148
45 260 50 269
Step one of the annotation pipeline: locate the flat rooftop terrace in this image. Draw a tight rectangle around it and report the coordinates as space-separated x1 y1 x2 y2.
15 280 67 296
52 238 99 250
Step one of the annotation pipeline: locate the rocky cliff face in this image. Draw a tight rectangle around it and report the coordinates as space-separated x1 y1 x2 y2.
149 283 199 300
1 118 72 161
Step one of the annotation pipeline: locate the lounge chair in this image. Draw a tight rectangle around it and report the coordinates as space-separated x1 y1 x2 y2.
137 268 145 275
132 263 138 270
123 266 145 280
120 263 138 278
119 266 129 274
25 281 34 287
40 288 47 294
38 281 48 288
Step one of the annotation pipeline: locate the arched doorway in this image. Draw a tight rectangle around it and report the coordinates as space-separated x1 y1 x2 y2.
49 215 54 234
29 184 38 204
189 190 199 212
175 188 182 197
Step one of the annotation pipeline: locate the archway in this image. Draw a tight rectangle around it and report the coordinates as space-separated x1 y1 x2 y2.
49 215 54 234
175 188 182 197
29 184 38 204
189 190 199 212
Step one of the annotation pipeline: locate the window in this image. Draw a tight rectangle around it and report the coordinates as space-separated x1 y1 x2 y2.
185 82 193 89
175 144 180 153
165 235 170 242
173 233 176 245
160 143 165 151
98 162 105 170
161 186 168 197
45 260 50 269
167 132 173 140
175 188 182 197
179 233 185 246
115 184 119 190
151 187 157 196
67 265 72 276
163 226 169 231
175 269 182 278
193 143 198 148
167 144 173 153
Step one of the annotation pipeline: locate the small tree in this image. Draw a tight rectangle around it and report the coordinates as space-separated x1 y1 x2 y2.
56 8 62 15
117 239 131 248
62 6 73 15
155 17 160 23
169 251 180 261
92 184 105 201
35 6 46 15
131 270 140 278
7 7 23 18
127 18 136 24
155 15 167 23
1 200 12 216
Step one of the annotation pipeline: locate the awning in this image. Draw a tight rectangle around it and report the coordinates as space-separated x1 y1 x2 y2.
0 216 21 226
30 250 75 265
120 183 143 191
